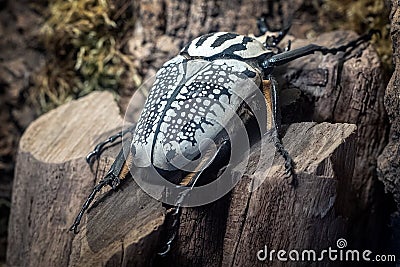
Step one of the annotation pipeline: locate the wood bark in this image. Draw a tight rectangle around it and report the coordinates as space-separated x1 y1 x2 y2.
279 31 390 249
7 92 165 267
168 122 357 267
8 91 358 267
377 0 400 254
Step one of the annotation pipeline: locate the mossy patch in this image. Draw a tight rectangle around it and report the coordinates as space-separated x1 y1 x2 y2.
32 0 140 113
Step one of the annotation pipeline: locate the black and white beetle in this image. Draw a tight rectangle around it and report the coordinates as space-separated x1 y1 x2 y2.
70 23 377 254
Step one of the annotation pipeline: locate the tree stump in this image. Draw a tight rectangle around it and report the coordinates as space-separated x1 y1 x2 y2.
7 90 360 266
7 92 165 267
168 122 357 267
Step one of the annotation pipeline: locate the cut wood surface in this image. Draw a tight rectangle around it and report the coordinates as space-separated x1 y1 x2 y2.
7 92 165 267
8 91 359 266
169 122 356 267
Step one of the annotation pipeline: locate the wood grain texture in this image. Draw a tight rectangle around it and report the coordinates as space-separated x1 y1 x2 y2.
224 123 356 267
377 0 400 254
164 122 357 267
8 91 359 267
7 92 165 267
278 31 389 249
280 31 387 206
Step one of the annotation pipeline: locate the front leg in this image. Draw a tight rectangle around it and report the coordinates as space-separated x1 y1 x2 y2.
262 78 297 186
157 139 231 256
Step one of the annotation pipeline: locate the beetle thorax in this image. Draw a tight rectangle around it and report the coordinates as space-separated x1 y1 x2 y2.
181 32 272 60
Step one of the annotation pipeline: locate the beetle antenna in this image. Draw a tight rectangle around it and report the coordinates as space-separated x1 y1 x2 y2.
265 21 292 49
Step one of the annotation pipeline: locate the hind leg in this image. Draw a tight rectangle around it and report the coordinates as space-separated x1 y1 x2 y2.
157 139 231 256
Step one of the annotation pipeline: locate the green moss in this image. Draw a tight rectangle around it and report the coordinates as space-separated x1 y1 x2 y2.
32 0 140 113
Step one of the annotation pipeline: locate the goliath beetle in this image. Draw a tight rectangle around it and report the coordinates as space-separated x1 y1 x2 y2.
69 21 377 255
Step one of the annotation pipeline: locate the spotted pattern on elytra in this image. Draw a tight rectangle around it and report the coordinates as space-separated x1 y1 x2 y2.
133 56 185 145
131 55 262 169
159 63 235 144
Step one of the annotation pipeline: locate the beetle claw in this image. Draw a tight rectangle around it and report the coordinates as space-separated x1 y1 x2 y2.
86 151 98 164
69 224 80 234
157 244 171 257
110 176 120 189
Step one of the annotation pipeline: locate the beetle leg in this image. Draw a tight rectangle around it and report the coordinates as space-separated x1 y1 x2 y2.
262 78 297 185
284 39 291 52
257 16 270 36
86 123 136 165
266 23 291 49
70 143 134 234
257 16 292 49
262 29 379 72
179 139 231 187
156 191 185 257
157 139 230 256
